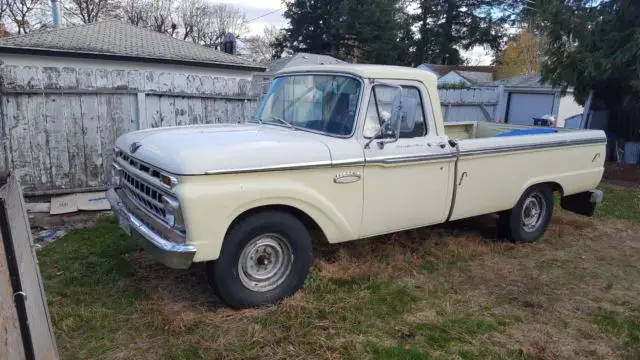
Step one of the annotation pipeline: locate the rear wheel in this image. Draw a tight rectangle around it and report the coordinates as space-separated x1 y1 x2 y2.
207 211 313 309
498 185 554 243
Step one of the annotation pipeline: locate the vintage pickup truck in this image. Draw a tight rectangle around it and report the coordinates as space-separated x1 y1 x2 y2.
107 64 606 309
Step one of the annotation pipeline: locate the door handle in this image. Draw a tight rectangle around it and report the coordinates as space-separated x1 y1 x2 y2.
437 142 447 149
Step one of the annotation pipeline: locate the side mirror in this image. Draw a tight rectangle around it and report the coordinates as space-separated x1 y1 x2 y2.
389 93 418 135
364 82 418 150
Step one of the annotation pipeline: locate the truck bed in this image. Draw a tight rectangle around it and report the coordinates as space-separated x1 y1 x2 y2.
442 121 607 222
444 121 569 140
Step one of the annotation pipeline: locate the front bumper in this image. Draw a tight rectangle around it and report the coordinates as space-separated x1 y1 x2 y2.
106 188 196 269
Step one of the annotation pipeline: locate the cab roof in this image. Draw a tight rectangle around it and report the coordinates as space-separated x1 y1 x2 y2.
276 64 438 85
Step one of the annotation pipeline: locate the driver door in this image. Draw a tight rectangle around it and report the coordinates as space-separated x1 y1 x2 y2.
359 81 454 238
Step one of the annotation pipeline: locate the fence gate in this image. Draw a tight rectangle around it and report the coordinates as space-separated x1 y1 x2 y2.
0 173 58 360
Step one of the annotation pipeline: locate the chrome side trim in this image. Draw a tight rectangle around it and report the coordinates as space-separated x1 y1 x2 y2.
200 137 605 175
366 153 456 165
204 160 332 175
459 138 606 157
332 158 366 167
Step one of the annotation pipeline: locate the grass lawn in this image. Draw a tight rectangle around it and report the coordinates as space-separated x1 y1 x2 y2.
38 184 640 360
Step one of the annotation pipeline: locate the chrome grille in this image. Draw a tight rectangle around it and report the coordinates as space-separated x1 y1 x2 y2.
118 151 163 183
121 169 167 221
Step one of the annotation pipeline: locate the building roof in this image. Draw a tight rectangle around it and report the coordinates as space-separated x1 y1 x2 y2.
484 72 553 89
454 70 493 85
418 64 495 77
264 53 346 75
0 20 265 71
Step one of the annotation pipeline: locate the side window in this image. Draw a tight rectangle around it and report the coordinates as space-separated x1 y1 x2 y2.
363 86 427 139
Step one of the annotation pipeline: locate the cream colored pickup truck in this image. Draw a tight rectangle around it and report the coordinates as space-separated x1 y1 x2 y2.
107 64 606 308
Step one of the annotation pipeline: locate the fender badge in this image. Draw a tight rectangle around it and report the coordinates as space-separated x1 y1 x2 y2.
130 142 142 154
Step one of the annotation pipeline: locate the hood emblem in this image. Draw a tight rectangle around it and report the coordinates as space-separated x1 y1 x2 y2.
130 142 142 154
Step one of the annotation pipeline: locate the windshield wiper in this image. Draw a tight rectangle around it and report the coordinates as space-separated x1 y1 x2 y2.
262 115 295 130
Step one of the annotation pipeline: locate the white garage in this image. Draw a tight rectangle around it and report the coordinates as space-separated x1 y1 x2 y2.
506 92 556 125
489 73 584 127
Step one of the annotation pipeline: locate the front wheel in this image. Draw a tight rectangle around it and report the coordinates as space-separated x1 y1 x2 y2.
498 185 554 243
207 211 313 309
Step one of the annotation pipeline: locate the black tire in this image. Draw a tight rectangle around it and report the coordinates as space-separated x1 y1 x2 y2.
498 185 554 243
207 211 313 309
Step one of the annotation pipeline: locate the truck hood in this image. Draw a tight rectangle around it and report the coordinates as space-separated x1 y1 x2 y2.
115 124 333 175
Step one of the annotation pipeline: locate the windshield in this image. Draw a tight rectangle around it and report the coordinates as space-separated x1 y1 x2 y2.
254 74 362 136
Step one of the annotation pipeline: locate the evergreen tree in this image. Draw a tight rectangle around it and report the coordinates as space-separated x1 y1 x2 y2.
273 0 412 65
538 0 640 139
413 0 513 65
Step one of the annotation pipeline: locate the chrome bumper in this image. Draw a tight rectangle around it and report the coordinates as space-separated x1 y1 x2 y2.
106 188 196 269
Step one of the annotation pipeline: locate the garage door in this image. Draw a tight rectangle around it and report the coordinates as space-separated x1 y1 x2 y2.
506 93 555 125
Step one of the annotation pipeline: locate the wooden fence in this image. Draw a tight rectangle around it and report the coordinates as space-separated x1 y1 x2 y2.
438 88 500 123
0 65 259 193
0 173 59 360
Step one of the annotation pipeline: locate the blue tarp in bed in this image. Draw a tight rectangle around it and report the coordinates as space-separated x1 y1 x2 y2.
495 128 558 137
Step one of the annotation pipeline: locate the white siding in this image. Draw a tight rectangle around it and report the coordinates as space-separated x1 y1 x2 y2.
557 92 584 123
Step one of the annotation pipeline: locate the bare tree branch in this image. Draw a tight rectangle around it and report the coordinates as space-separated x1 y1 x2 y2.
65 0 119 23
243 25 279 63
121 0 176 34
1 0 10 25
7 0 43 34
178 0 206 40
191 3 248 47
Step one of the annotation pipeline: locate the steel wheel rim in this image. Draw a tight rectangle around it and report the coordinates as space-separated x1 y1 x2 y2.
521 192 546 232
238 233 293 292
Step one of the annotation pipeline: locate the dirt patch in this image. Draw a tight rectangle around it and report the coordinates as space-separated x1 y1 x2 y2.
29 210 112 234
604 162 640 187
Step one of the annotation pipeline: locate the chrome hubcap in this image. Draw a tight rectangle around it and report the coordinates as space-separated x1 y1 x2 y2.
238 234 293 292
521 192 546 232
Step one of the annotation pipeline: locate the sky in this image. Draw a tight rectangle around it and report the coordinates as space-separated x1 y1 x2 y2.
224 0 494 65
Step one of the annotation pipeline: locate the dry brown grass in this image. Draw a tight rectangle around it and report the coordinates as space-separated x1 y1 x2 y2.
39 187 640 360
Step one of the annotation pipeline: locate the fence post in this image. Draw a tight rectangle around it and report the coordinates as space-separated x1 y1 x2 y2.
136 92 146 130
494 85 507 122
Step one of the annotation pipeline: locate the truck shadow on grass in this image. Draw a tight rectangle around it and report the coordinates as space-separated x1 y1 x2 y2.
129 212 585 320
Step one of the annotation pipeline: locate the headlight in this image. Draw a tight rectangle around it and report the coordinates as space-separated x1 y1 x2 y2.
162 196 185 231
160 173 178 188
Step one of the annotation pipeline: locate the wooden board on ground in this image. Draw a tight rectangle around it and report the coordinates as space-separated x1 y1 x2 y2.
49 194 78 215
76 192 110 211
0 174 59 360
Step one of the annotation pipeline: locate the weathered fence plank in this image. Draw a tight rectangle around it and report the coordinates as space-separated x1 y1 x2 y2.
145 94 162 128
45 94 71 188
174 97 189 126
98 95 115 185
5 97 29 185
188 97 204 125
79 94 103 187
64 95 88 188
27 95 52 188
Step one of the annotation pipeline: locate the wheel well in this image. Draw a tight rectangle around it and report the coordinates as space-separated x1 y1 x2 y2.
538 181 564 197
227 205 328 244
